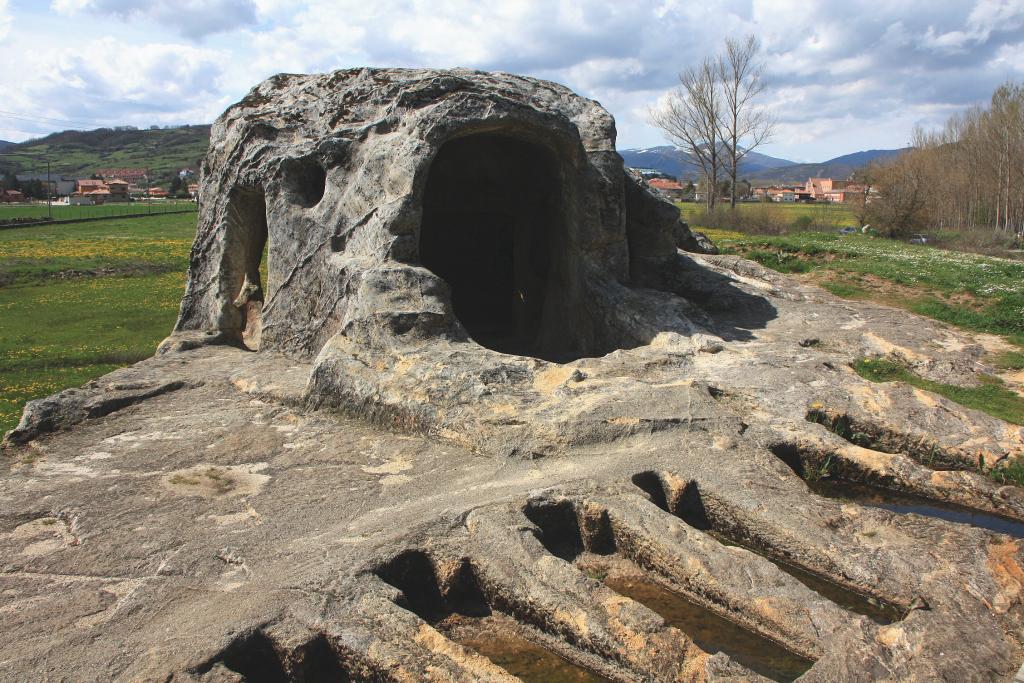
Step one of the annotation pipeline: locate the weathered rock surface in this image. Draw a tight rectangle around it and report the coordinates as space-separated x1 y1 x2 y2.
3 68 1024 681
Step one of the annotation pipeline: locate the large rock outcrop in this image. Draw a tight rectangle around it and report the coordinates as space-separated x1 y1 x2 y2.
3 68 1024 682
169 68 703 364
154 68 725 455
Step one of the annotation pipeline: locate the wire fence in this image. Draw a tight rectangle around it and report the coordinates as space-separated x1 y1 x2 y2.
0 200 198 226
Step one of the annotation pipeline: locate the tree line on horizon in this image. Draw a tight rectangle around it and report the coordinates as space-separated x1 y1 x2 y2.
860 82 1024 241
651 37 1022 247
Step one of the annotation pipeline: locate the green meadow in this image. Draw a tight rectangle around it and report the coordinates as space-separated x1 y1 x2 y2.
701 228 1024 345
0 213 195 433
679 201 859 232
0 201 195 222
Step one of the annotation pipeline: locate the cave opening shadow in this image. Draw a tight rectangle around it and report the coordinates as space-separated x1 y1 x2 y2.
419 133 574 361
224 185 269 350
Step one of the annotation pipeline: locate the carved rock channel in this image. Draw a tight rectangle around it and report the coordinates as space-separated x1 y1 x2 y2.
2 68 1023 681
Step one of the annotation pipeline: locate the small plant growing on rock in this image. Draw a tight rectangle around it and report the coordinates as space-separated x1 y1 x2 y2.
988 459 1024 488
204 468 234 495
168 469 234 494
169 474 199 486
803 454 834 482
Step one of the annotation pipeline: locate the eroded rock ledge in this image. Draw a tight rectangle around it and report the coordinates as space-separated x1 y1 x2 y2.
2 68 1023 682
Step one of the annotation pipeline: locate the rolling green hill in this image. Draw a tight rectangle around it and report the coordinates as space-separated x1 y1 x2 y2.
0 125 211 184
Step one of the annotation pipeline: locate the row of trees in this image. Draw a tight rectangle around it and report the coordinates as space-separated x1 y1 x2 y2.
862 82 1024 239
0 172 48 199
651 36 774 210
168 174 193 198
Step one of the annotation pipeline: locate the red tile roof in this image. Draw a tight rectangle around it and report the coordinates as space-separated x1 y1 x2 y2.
648 178 684 191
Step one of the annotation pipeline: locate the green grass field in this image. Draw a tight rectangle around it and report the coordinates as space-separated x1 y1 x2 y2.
0 213 195 433
702 228 1024 345
852 357 1024 427
679 201 859 231
703 227 1024 425
0 201 196 222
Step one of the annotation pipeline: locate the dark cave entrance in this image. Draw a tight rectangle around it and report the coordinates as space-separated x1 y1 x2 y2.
419 133 567 359
224 186 269 350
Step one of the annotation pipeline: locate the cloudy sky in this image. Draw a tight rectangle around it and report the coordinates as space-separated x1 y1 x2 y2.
1 0 1023 161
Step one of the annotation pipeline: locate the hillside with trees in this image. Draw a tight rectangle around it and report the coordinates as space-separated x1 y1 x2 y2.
863 82 1023 245
0 125 211 185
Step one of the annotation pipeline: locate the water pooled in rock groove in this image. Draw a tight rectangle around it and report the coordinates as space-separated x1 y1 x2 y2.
603 575 814 682
707 531 902 624
810 479 1024 538
766 553 902 624
442 616 610 683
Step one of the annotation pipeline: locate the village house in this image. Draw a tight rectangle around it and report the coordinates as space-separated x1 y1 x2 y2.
805 177 870 203
105 179 131 202
0 188 26 203
68 189 108 205
68 178 131 204
647 177 686 201
75 179 105 193
753 178 872 203
95 167 149 185
69 179 109 205
752 185 808 202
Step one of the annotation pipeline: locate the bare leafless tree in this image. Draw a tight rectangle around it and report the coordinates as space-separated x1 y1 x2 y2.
650 57 721 210
650 36 773 212
717 35 774 209
866 149 929 238
848 166 875 228
867 82 1024 242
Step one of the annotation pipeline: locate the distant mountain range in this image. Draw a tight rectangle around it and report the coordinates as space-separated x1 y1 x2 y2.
0 125 903 187
618 145 905 184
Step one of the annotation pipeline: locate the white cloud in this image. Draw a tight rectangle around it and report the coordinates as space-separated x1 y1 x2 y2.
967 0 1024 36
49 0 259 39
0 0 10 43
919 0 1024 53
1 0 1021 158
54 37 224 103
1 36 230 137
991 41 1024 71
